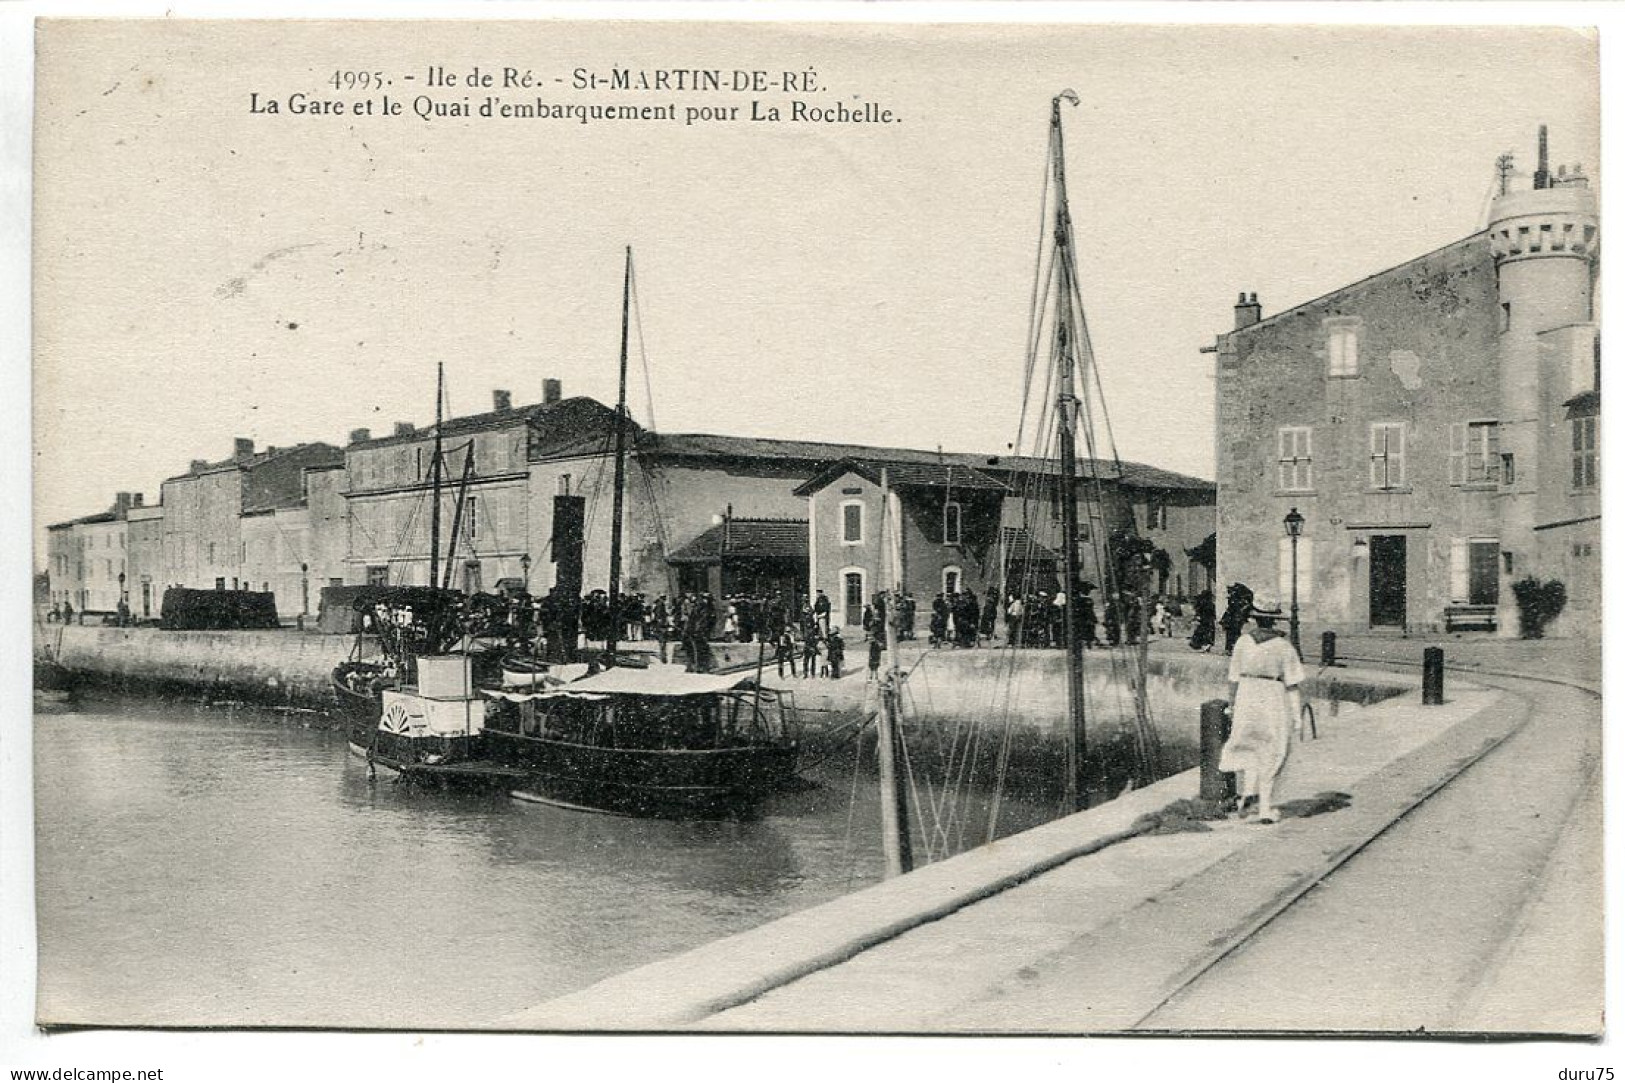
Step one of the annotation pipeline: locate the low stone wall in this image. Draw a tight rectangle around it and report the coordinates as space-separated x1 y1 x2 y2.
36 625 364 707
789 645 1410 733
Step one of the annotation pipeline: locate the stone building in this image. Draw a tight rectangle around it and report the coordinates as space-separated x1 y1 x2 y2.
526 426 1215 614
125 502 164 621
344 384 616 592
49 394 1215 627
159 439 345 607
1212 128 1598 637
798 459 1008 627
525 429 831 601
797 453 1216 631
44 491 146 616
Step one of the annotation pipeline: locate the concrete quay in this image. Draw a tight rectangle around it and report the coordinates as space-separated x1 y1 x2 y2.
501 664 1519 1033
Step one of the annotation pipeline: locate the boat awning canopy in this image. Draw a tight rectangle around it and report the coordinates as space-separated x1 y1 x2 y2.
530 667 768 700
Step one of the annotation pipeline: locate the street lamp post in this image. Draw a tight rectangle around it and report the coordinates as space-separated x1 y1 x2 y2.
1283 507 1305 656
117 572 127 627
520 553 532 590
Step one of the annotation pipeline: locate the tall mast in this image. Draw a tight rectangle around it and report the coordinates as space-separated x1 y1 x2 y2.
442 443 476 590
876 466 913 877
430 361 445 591
1050 90 1090 813
606 246 632 661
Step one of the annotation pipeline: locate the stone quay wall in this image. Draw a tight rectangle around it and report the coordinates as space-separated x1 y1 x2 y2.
36 625 365 707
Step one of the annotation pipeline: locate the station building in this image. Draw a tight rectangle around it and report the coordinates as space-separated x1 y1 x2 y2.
1212 129 1598 637
796 453 1216 631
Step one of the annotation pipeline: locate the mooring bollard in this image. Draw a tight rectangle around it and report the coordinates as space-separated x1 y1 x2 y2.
1320 630 1337 668
1199 698 1234 802
1422 646 1445 705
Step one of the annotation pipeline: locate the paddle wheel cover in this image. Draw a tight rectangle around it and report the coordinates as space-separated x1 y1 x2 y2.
382 701 414 734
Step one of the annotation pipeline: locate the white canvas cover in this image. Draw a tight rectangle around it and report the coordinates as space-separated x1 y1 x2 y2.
534 666 771 700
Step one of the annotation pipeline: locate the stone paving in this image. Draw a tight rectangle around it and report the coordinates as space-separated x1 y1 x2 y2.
504 667 1517 1032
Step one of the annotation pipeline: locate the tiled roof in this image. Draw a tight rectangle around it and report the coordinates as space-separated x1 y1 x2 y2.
792 458 1009 497
240 444 346 514
166 441 343 483
355 396 619 453
666 518 809 565
642 431 1212 492
45 510 119 530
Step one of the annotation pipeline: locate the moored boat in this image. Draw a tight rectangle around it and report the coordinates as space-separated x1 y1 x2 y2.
475 247 803 817
481 665 799 817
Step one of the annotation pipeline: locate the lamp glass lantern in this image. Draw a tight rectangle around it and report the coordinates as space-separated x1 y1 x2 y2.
1283 507 1305 654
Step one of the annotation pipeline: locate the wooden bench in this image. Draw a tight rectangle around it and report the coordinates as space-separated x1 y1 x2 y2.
1443 604 1498 633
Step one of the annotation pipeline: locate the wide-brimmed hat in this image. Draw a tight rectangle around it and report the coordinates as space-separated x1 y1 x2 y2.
1249 599 1284 619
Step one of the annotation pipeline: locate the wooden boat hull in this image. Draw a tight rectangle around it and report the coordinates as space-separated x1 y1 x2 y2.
333 667 485 777
483 728 799 819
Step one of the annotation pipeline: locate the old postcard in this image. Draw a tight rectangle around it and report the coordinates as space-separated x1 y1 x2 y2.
22 10 1604 1056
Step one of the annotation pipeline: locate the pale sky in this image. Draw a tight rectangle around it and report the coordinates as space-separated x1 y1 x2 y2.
32 21 1599 557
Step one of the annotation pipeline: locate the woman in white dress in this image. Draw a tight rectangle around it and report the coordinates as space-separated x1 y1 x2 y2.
1221 599 1304 824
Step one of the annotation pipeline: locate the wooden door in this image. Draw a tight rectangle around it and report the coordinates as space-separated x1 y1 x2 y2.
1468 541 1500 606
1369 535 1407 628
843 571 864 627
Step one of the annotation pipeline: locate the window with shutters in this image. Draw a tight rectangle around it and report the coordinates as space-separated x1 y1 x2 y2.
943 502 962 545
1276 536 1314 604
1369 423 1407 490
1277 427 1313 491
1448 420 1499 486
1572 416 1598 490
840 500 864 545
1327 320 1360 377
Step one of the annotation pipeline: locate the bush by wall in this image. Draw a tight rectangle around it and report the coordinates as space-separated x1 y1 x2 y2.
1510 577 1568 639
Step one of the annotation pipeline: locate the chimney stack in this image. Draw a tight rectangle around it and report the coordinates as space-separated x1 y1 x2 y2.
233 437 255 461
349 427 372 445
1234 291 1262 330
1534 124 1550 191
543 378 562 405
493 389 513 413
393 421 414 436
190 459 208 473
113 492 133 517
132 493 144 508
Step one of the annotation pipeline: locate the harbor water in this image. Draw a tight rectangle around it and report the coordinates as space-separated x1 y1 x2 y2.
34 668 1373 1030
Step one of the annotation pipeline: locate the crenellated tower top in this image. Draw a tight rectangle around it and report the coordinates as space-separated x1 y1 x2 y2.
1487 125 1598 265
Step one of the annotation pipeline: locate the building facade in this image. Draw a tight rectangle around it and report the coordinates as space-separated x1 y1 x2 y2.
799 455 1217 630
159 439 344 609
125 503 164 620
344 387 590 593
1213 131 1598 636
800 460 1008 628
48 394 1216 629
43 491 147 616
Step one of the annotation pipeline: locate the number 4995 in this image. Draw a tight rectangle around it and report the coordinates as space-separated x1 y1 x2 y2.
330 71 385 90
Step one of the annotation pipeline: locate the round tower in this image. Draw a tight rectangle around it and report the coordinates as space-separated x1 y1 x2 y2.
1486 128 1598 634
